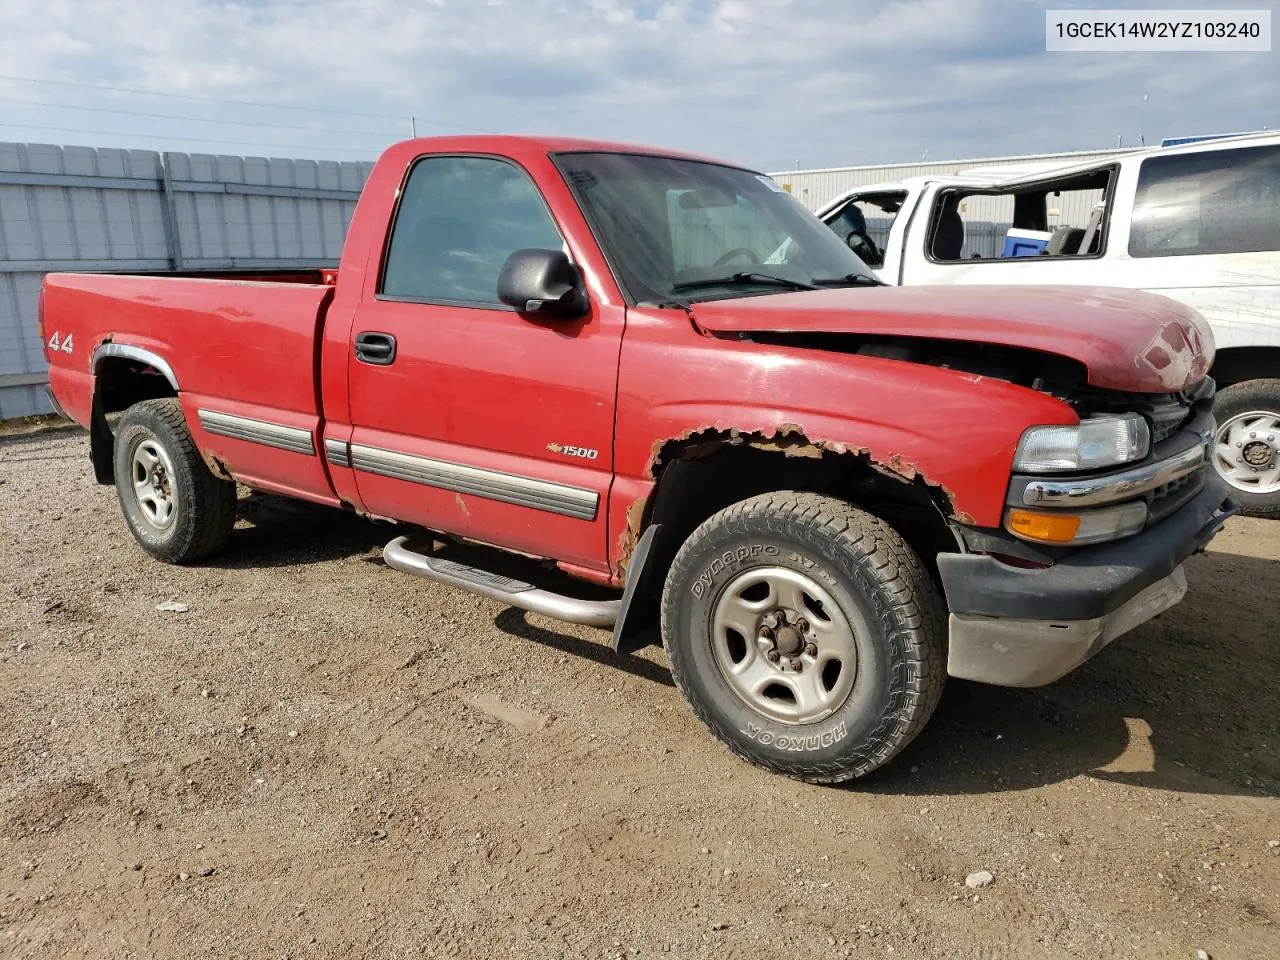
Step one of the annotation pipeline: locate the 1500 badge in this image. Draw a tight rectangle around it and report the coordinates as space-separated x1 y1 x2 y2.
546 442 599 460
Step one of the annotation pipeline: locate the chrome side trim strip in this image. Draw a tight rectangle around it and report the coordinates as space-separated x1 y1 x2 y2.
350 443 598 521
197 409 315 456
383 537 620 627
92 343 179 390
324 437 350 467
1022 444 1206 507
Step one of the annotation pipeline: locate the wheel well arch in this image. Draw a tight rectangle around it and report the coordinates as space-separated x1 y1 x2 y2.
1210 346 1280 390
616 428 961 646
88 347 180 484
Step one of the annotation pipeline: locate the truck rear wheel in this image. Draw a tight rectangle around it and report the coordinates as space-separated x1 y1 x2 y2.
660 491 946 783
1213 379 1280 518
113 398 237 563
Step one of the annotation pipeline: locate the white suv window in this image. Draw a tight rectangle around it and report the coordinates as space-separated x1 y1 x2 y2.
1129 144 1280 258
825 193 905 268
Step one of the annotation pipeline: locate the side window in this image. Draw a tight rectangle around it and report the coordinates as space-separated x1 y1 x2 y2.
381 156 564 305
1129 144 1280 258
929 191 1015 261
929 172 1111 261
826 193 905 268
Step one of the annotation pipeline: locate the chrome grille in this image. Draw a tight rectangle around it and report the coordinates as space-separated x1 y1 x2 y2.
1151 470 1196 502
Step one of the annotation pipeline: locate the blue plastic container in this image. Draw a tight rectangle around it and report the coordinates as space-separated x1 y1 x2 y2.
1002 228 1053 258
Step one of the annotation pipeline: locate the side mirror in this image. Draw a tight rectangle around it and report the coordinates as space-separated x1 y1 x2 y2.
496 248 588 318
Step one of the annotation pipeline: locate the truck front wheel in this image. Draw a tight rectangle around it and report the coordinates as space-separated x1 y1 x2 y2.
113 399 237 563
661 491 946 783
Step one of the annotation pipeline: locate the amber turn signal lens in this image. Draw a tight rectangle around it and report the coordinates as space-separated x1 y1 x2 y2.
1006 509 1081 544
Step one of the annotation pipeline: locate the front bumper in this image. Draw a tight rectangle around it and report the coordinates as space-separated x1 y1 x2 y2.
938 477 1235 687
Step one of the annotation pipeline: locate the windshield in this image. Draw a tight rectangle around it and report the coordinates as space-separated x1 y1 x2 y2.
552 152 876 304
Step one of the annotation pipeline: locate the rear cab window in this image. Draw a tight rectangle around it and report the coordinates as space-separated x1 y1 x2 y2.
1129 143 1280 258
380 155 564 306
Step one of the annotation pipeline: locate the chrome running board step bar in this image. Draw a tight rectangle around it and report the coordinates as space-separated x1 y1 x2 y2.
382 536 621 628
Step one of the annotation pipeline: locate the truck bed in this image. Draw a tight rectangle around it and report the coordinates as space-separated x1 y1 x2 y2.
43 271 338 503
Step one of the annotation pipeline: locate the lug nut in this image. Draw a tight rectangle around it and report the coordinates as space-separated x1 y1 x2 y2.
804 643 818 657
796 618 809 633
759 627 774 641
766 650 780 663
1250 432 1257 439
790 657 803 671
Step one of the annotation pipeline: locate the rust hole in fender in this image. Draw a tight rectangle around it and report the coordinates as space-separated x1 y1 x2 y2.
616 422 968 569
201 451 234 481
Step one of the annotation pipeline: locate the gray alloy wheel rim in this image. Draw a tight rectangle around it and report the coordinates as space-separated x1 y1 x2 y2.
1213 411 1280 495
132 438 178 531
709 565 858 725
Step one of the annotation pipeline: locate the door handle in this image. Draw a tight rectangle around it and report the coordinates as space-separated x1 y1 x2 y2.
355 332 397 365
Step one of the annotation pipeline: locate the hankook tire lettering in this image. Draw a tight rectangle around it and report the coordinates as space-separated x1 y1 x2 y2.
742 722 848 751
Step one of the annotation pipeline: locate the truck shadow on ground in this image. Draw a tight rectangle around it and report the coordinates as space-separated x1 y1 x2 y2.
866 549 1279 800
202 492 1277 801
205 492 394 569
418 537 676 689
494 610 673 688
205 495 674 686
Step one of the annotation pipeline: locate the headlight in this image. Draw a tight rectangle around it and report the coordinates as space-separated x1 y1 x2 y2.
1014 415 1150 474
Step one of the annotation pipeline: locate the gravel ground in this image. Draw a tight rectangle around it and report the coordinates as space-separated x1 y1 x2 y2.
2 428 1278 959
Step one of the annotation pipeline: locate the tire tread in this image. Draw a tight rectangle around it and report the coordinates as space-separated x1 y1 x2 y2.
661 491 947 784
114 398 236 563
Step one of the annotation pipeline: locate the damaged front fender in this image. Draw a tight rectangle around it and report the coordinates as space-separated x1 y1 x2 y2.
611 419 975 576
607 314 1080 574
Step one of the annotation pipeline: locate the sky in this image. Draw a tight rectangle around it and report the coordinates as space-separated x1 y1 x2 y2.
0 0 1275 172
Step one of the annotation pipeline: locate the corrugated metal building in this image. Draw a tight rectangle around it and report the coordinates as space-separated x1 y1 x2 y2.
0 142 374 420
769 146 1144 218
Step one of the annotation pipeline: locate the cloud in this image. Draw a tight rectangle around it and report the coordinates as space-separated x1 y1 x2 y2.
0 0 1273 170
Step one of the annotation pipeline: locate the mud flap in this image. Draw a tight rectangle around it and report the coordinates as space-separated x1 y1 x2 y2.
611 524 661 654
89 391 115 485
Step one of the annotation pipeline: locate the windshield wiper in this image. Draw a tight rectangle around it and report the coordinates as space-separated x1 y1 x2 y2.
811 272 885 287
672 272 821 293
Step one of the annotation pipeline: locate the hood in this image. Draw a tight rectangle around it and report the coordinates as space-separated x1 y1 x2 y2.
690 285 1213 393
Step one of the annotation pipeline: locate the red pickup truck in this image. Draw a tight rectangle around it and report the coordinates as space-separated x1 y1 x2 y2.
42 135 1232 782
